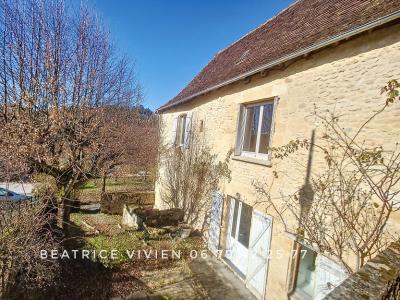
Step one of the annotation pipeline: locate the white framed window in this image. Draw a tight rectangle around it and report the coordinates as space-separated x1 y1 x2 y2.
230 198 252 248
176 114 187 147
294 245 317 299
235 98 277 160
171 112 192 148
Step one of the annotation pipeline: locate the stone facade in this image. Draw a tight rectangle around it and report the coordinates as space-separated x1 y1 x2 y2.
155 23 400 300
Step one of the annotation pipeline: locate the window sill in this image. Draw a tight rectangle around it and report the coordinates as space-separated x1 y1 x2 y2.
231 155 272 167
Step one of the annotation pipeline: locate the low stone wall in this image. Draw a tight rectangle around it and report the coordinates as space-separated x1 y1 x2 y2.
100 191 154 215
77 190 102 204
326 240 400 299
122 205 184 229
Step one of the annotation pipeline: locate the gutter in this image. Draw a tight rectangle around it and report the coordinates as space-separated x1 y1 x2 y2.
158 10 400 112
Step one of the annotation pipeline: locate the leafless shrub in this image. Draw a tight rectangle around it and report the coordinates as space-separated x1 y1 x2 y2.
159 129 231 229
254 80 400 272
0 200 60 299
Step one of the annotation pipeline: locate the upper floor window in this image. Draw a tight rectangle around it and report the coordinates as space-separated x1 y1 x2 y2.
176 114 187 147
171 112 192 148
199 120 204 132
235 98 277 160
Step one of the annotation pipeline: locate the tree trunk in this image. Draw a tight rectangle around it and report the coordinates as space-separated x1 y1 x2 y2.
57 197 71 234
102 174 107 193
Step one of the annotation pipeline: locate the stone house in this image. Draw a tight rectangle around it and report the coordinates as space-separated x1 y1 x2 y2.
155 1 400 299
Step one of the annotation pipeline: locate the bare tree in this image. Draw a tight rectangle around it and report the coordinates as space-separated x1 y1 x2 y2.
159 128 231 229
94 108 158 192
254 80 400 272
0 0 141 229
95 107 139 193
124 113 159 181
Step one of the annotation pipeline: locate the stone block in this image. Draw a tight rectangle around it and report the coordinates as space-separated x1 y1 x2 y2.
134 207 184 227
101 191 155 215
122 204 143 229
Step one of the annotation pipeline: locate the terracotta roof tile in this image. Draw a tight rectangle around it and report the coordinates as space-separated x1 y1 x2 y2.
158 0 400 111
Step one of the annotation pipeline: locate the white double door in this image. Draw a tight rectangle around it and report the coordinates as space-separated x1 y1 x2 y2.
225 197 272 300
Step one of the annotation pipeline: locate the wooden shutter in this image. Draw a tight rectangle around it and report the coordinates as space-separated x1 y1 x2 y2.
234 104 245 156
171 116 178 146
184 112 192 149
208 191 224 256
266 97 279 160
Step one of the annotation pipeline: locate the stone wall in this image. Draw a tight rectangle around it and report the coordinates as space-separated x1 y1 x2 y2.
100 191 154 215
122 205 185 229
326 240 400 299
155 22 400 300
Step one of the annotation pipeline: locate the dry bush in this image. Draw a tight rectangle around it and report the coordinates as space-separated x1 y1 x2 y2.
159 129 231 229
0 200 60 299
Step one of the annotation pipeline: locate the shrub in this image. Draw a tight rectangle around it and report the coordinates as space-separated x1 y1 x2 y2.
159 129 231 229
0 200 60 299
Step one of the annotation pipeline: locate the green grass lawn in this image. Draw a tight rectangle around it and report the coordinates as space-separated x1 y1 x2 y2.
80 177 154 191
80 182 97 189
77 176 155 204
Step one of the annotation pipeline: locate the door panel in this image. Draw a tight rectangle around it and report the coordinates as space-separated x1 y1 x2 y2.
225 198 236 262
234 234 249 275
246 210 272 300
225 199 273 299
208 191 224 256
225 198 250 275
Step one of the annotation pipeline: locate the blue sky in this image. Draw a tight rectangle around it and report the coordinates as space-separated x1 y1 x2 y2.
87 0 294 110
